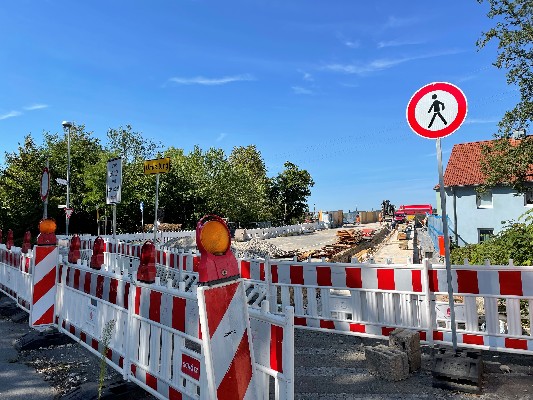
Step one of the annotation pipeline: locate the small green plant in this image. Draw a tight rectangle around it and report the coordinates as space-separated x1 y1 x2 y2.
98 319 116 400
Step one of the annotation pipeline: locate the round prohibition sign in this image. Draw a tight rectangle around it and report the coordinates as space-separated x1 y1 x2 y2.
406 82 467 139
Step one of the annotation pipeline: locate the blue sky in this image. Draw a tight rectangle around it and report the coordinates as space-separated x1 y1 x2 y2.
0 1 518 212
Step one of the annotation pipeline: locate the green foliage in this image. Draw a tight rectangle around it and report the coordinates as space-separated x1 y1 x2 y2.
0 127 315 235
477 0 533 136
451 209 533 265
477 1 533 194
269 162 315 224
480 136 533 193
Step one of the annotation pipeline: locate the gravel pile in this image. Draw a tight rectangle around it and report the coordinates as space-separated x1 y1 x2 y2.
231 238 296 259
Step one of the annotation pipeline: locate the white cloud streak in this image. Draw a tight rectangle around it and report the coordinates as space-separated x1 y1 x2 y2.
0 111 22 120
324 50 463 75
24 104 48 111
377 39 423 49
216 132 227 142
383 16 419 29
168 74 255 86
292 86 313 95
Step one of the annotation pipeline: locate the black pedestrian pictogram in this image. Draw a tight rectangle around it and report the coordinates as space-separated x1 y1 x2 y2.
427 94 447 128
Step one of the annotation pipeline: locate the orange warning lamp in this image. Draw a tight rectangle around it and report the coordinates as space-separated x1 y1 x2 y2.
196 215 239 285
37 218 57 245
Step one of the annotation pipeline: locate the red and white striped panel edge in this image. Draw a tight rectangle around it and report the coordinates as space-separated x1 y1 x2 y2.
31 245 58 329
198 280 260 400
270 263 423 293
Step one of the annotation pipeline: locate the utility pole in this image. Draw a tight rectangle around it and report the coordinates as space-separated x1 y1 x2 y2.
62 121 73 236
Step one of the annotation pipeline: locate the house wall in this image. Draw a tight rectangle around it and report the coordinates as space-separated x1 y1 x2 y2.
445 186 531 245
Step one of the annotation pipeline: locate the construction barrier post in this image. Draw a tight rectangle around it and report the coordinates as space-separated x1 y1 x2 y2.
31 219 59 330
196 215 260 399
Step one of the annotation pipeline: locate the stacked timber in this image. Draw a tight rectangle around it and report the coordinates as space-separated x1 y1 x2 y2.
298 229 364 260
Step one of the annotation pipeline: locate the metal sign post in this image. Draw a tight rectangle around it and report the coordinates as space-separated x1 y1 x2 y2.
143 157 171 242
140 201 144 233
153 174 160 242
436 138 457 350
406 82 467 352
106 158 123 240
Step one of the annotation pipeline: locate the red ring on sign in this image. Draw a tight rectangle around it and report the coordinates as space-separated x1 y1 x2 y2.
406 82 467 139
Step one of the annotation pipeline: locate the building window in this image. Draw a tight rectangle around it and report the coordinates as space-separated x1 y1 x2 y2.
478 228 493 243
476 190 492 208
525 190 533 207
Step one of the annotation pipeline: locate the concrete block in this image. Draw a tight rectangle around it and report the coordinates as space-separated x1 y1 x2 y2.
365 345 409 381
389 328 421 372
432 346 483 394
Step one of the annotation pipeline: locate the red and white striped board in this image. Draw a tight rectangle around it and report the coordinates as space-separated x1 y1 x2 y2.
198 279 259 400
31 245 58 329
428 266 533 296
433 330 533 353
270 263 424 293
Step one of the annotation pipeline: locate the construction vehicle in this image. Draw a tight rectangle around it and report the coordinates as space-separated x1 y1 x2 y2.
381 200 396 222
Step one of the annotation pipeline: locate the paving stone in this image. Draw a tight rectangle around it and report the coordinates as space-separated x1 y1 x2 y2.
389 328 422 372
365 344 409 381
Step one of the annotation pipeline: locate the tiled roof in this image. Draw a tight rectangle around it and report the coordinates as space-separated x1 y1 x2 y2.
443 138 533 187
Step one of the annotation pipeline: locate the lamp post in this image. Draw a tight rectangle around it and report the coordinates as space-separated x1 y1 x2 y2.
62 121 72 236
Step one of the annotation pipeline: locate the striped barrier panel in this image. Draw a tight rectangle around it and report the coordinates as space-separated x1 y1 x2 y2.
198 279 260 399
31 245 59 329
55 259 295 400
261 258 533 355
0 245 33 312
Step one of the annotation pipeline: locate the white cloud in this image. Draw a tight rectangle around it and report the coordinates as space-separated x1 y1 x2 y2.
292 86 313 95
24 104 48 111
324 50 463 75
299 70 313 81
344 40 360 49
0 111 22 120
383 16 419 29
168 74 255 86
216 132 227 142
377 39 423 49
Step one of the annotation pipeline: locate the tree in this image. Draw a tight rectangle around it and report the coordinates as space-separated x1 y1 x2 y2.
0 127 104 240
82 126 160 234
478 0 533 135
0 135 47 241
477 0 533 193
269 162 314 224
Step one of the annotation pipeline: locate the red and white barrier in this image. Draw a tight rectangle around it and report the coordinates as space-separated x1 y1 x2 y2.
31 245 59 329
198 280 260 400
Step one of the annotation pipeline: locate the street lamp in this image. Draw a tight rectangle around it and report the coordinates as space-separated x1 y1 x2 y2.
62 121 72 236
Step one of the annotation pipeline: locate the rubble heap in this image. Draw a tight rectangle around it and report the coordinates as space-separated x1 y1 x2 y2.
231 238 296 259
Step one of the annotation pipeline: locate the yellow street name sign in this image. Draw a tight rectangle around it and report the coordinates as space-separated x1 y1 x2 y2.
143 157 171 175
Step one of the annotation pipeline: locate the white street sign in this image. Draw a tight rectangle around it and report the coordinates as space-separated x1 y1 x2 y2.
106 157 122 204
56 178 68 186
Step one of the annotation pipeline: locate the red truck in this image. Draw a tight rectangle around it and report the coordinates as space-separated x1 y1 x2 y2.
397 204 433 216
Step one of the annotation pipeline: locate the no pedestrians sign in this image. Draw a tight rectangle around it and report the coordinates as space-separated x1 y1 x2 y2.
406 82 467 139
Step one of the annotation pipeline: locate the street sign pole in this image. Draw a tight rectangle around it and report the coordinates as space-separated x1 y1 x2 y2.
407 82 467 354
153 174 160 242
113 204 117 239
437 138 457 351
143 157 170 242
